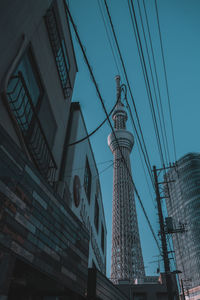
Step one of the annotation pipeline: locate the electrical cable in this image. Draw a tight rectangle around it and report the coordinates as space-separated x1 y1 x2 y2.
128 2 177 275
135 132 156 205
67 102 117 146
97 0 158 208
141 0 171 164
98 0 155 190
97 159 113 165
136 0 169 166
64 2 162 255
128 8 176 259
128 0 165 179
98 161 114 176
128 0 165 168
154 0 177 162
97 0 121 76
71 162 114 194
129 0 178 273
121 84 155 189
65 159 113 176
127 0 160 168
104 0 153 181
132 7 178 274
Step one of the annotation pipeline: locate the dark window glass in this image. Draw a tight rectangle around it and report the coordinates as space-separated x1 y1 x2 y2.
17 53 41 104
101 224 104 253
45 5 71 98
94 196 99 232
84 158 91 203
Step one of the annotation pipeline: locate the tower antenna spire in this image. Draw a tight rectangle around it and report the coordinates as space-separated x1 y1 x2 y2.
115 75 121 104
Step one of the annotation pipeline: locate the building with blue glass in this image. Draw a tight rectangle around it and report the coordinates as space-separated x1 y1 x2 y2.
165 153 200 298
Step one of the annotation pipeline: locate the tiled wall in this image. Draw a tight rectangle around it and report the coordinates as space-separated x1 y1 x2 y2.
0 124 89 296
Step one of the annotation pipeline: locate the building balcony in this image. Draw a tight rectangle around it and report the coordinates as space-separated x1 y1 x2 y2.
6 71 57 184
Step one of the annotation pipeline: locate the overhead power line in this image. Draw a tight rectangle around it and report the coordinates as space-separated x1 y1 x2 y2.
98 0 155 191
65 159 113 175
127 0 165 170
97 0 121 75
154 0 177 162
138 0 178 273
103 0 154 182
64 2 161 255
136 0 169 165
141 0 171 164
121 84 155 189
128 0 165 167
68 102 116 146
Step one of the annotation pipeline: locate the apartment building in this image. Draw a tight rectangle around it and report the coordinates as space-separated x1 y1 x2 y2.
0 1 89 299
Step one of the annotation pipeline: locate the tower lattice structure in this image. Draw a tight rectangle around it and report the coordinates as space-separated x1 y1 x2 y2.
108 76 145 284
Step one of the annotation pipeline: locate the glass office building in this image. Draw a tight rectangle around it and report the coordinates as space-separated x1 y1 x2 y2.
165 153 200 293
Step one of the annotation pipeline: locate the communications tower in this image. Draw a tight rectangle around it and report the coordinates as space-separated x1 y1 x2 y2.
108 76 145 284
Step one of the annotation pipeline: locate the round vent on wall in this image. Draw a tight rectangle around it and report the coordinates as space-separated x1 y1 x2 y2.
73 175 81 207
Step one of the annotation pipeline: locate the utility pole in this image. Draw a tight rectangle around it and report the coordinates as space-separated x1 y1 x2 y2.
181 279 186 300
153 165 174 300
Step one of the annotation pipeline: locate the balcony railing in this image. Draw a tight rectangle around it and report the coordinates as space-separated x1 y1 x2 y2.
6 72 57 183
45 7 71 98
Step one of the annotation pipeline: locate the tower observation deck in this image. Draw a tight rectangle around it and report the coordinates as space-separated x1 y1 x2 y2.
108 76 145 284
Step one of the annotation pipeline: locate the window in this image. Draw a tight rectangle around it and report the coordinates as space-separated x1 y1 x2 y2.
7 49 42 131
94 196 99 232
45 5 71 98
6 47 57 182
101 224 104 253
92 260 97 269
73 175 81 207
84 158 91 203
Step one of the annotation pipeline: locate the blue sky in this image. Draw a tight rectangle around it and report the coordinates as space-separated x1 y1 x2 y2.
67 0 200 277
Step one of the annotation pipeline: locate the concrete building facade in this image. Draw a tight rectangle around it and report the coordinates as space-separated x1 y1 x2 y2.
0 1 91 299
165 153 200 299
64 102 107 275
0 0 77 185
